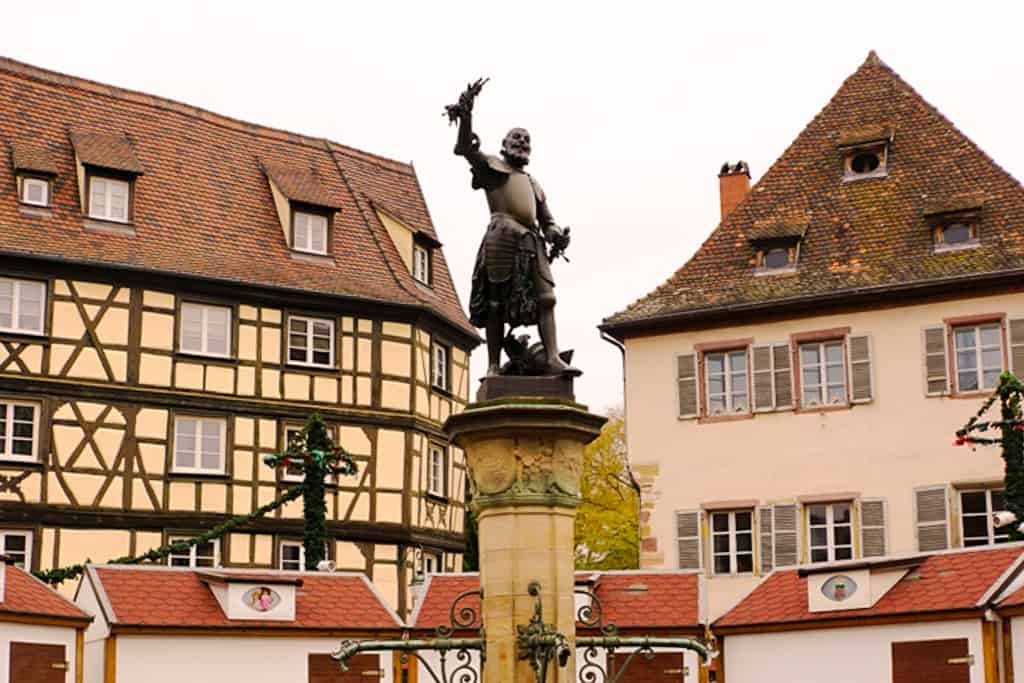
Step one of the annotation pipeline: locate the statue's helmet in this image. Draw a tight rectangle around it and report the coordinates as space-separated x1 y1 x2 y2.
501 127 531 166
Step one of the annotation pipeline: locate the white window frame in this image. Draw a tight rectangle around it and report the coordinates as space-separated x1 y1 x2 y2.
172 416 227 474
293 211 329 255
423 550 443 575
179 302 233 358
0 530 32 569
0 277 46 336
953 323 1003 393
287 315 335 368
167 536 220 568
959 488 1008 547
20 176 50 207
799 340 847 407
413 244 431 285
704 349 749 416
88 175 131 223
432 342 449 391
807 502 854 563
0 400 39 462
279 540 305 571
427 444 447 497
709 510 754 576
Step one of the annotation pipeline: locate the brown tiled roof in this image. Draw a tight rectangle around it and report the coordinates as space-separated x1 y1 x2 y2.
262 161 342 209
89 565 402 630
714 545 1024 631
69 130 145 173
410 571 702 632
9 140 58 175
0 56 474 339
603 52 1024 335
0 563 91 623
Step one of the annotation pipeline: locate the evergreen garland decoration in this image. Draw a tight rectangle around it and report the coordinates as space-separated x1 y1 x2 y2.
262 413 357 570
33 484 304 586
956 371 1024 538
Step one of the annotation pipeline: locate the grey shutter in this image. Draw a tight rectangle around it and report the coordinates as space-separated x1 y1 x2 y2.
772 504 799 567
859 498 887 558
923 326 949 395
752 346 774 412
848 335 873 403
758 505 774 573
772 343 794 409
1009 318 1024 378
915 486 950 551
676 510 702 570
677 354 698 419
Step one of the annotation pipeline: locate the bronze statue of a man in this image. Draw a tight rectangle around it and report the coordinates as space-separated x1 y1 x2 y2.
446 79 576 377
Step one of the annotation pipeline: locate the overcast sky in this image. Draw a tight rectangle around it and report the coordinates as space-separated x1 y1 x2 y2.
7 1 1022 413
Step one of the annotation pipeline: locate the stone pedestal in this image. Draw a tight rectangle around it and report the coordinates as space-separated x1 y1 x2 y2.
445 397 606 683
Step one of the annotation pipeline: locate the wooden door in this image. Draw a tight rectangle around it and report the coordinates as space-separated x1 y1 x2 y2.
611 651 687 681
309 654 384 682
9 642 68 683
892 638 971 683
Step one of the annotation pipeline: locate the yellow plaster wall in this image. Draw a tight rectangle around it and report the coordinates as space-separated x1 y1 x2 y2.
284 373 310 401
58 529 130 570
175 362 203 390
335 540 365 570
238 324 258 361
376 210 415 272
143 290 175 309
314 376 338 403
141 311 174 350
267 179 292 246
139 353 172 386
95 307 129 346
382 341 411 377
381 380 410 411
52 301 85 339
376 429 406 490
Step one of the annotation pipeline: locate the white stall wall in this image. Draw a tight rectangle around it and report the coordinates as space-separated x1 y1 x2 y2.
725 620 984 683
1012 617 1024 675
0 621 79 682
115 636 393 683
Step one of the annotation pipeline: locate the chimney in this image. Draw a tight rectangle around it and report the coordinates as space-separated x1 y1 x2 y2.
718 161 751 220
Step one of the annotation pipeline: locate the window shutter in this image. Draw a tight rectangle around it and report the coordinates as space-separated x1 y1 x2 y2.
752 346 774 412
915 485 949 551
848 335 873 403
758 505 774 573
676 510 702 570
1009 318 1024 378
923 326 949 396
677 354 698 419
772 343 794 409
859 498 887 558
772 504 799 567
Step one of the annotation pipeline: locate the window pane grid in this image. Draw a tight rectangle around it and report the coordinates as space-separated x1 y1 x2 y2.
954 324 1003 392
0 402 37 460
705 350 748 416
89 176 130 222
21 177 49 206
1 532 31 569
294 212 328 255
288 316 334 367
0 278 45 335
433 345 448 390
428 446 446 496
413 245 430 284
960 489 1008 547
808 502 853 563
280 542 304 571
800 341 847 407
173 417 225 473
710 511 754 575
180 303 232 357
168 537 220 568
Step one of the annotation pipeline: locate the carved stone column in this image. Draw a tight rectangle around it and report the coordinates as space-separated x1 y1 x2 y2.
445 399 606 683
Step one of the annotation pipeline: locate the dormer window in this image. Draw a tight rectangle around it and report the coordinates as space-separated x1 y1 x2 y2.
748 221 805 275
88 175 131 223
838 126 892 182
10 141 59 209
413 243 431 285
262 162 341 257
293 209 329 255
926 194 984 253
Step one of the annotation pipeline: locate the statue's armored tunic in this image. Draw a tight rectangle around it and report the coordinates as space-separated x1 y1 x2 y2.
468 154 555 328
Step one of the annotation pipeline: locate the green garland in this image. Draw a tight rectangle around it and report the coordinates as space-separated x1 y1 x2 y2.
262 413 357 570
34 484 303 586
956 371 1024 538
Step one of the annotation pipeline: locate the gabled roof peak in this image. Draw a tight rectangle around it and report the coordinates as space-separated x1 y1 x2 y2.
863 49 883 67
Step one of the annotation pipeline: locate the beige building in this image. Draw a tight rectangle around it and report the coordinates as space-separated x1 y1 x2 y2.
601 52 1024 619
0 56 476 614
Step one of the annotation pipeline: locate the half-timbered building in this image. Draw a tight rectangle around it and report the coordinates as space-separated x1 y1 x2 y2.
0 56 476 614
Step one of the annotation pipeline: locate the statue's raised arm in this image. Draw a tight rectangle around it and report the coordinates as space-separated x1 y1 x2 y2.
445 78 489 162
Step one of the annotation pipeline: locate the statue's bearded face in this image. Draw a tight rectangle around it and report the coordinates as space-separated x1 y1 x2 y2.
501 128 531 167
